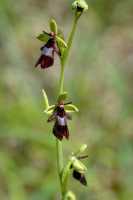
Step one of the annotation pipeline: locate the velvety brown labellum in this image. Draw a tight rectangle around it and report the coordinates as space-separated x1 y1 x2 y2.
73 170 87 186
53 122 69 140
35 54 54 69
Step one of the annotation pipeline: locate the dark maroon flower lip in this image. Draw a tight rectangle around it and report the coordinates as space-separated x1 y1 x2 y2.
53 123 69 140
47 101 72 140
35 54 54 69
73 170 87 186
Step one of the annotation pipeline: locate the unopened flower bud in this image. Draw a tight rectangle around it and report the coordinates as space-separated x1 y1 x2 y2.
65 191 76 200
72 0 88 13
79 144 87 154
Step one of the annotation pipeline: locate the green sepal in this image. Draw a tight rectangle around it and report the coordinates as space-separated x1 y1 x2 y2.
57 92 68 102
47 105 56 112
49 18 58 34
71 156 87 173
65 104 79 113
64 191 76 200
72 0 88 12
42 89 49 110
44 105 55 115
37 31 50 42
44 109 54 115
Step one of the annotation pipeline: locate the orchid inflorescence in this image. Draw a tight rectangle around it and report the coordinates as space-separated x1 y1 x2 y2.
34 0 88 199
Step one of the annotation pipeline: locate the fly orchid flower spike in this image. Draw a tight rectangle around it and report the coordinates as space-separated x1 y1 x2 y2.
35 19 67 69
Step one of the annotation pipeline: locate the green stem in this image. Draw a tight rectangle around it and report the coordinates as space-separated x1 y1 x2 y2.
62 14 79 66
56 13 80 200
56 139 63 192
59 62 65 95
56 62 65 199
62 160 72 197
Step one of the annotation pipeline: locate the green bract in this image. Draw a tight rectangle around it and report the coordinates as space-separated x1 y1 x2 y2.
49 18 58 34
72 0 88 12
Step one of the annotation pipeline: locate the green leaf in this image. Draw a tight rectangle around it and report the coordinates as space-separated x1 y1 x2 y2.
42 89 49 110
49 19 58 34
71 157 87 173
65 104 79 113
57 92 68 102
37 32 50 42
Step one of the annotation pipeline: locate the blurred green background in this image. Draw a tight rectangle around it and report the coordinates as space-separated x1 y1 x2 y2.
0 0 133 199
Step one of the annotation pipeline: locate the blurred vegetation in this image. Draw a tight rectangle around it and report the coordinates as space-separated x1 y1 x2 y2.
0 0 133 199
